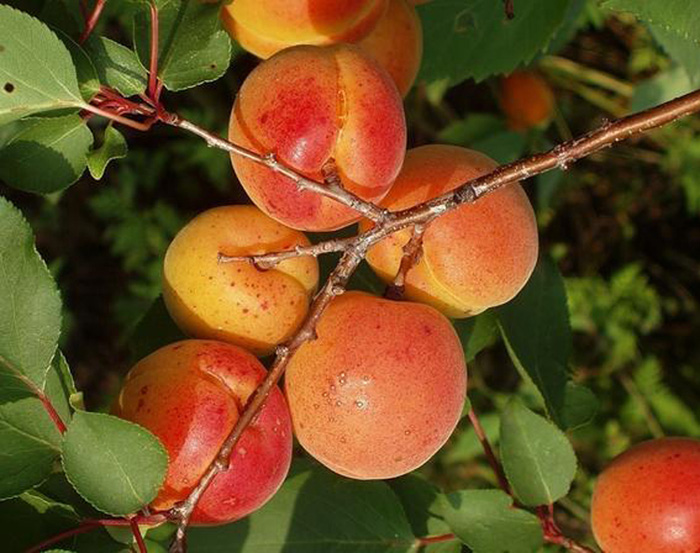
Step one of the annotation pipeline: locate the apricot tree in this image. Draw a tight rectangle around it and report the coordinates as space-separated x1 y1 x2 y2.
1 1 699 553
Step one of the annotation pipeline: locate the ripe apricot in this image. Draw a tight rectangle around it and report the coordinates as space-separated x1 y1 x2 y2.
499 71 555 131
162 206 318 357
221 0 388 59
113 340 292 524
358 0 423 97
285 291 466 479
360 145 538 318
229 44 407 232
591 437 700 552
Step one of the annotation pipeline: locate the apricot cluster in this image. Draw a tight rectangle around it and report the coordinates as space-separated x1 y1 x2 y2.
113 1 544 526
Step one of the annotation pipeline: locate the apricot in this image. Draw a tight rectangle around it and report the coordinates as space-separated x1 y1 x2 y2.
499 71 555 131
162 206 318 357
285 291 466 479
229 44 407 232
113 340 292 524
358 0 423 97
221 0 388 59
591 437 700 552
360 145 538 318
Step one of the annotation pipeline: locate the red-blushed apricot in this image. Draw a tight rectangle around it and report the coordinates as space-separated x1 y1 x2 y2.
499 71 555 131
229 44 407 232
359 145 538 318
358 0 423 97
221 0 388 59
591 438 700 552
162 206 318 357
285 291 466 479
113 340 292 524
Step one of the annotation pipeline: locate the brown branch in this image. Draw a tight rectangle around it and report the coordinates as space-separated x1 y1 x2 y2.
159 89 700 551
384 223 427 300
218 237 353 269
167 245 367 552
165 117 388 224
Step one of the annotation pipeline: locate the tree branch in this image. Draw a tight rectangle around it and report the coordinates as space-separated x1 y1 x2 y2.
165 116 388 224
384 223 427 300
218 237 353 270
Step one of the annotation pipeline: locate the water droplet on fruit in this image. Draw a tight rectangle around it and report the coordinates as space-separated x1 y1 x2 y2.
313 403 320 409
340 436 347 444
238 447 247 457
354 399 367 410
335 400 342 407
362 375 371 384
404 429 411 436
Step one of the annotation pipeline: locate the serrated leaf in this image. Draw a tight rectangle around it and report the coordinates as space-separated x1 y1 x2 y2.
0 5 86 124
560 382 598 430
61 411 168 516
0 114 93 193
497 256 573 428
499 400 577 506
134 0 231 91
188 460 417 552
390 475 460 553
605 0 700 44
445 489 543 553
87 124 128 180
85 37 148 97
418 0 571 85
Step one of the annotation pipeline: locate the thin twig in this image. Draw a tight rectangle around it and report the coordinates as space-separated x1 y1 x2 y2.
538 506 597 553
130 518 147 553
165 117 388 224
148 2 160 102
167 245 368 552
218 237 354 269
618 372 665 439
78 0 106 44
384 223 427 300
468 406 511 494
26 522 100 553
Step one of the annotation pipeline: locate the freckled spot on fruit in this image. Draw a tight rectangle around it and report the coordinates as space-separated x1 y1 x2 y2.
0 46 4 52
140 385 148 395
137 399 145 411
243 308 249 314
340 436 347 443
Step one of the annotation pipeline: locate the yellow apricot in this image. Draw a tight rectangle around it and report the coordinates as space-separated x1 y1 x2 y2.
163 206 318 356
222 0 388 59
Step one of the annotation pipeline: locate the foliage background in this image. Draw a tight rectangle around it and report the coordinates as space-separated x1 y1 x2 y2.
1 0 700 550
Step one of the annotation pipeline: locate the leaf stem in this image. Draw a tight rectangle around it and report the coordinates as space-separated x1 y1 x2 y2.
78 0 106 44
468 406 511 494
148 2 161 102
26 522 100 553
130 517 148 553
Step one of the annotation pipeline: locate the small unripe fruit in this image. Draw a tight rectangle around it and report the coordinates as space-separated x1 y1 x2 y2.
591 437 700 552
285 291 466 479
163 206 318 357
113 340 292 524
358 0 423 97
222 0 389 59
229 44 407 232
360 145 538 318
499 71 555 131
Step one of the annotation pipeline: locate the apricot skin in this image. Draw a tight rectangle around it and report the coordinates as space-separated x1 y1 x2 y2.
113 340 292 525
221 0 388 59
591 437 700 553
285 291 466 479
358 0 423 97
162 206 318 357
360 145 538 318
499 71 555 131
229 44 407 232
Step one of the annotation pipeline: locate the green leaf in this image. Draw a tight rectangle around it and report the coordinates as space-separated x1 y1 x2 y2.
452 311 499 362
85 37 148 97
390 475 460 553
61 411 168 516
188 460 417 552
499 400 577 506
127 296 186 361
605 0 700 44
54 28 100 101
497 256 573 427
445 489 543 553
87 124 128 180
631 66 694 112
134 0 232 91
648 23 700 86
418 0 571 85
0 114 93 193
0 5 86 124
560 382 598 430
